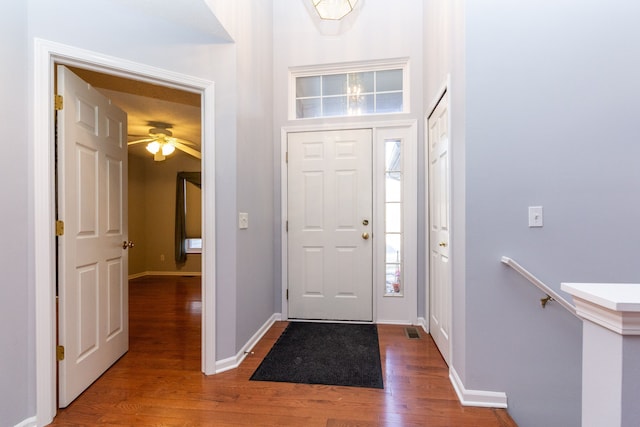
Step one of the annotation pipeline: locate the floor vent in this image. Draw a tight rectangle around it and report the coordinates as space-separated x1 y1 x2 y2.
404 327 421 339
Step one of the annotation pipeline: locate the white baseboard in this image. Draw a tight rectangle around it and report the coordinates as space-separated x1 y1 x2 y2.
375 319 414 325
128 271 202 280
416 316 428 332
14 416 36 427
215 313 282 374
450 366 508 408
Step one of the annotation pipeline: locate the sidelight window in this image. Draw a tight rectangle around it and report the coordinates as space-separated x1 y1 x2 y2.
384 139 403 295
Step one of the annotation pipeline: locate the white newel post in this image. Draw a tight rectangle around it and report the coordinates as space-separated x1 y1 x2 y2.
561 283 640 427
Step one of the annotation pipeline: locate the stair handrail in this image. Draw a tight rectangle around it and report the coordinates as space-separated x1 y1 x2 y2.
501 256 578 317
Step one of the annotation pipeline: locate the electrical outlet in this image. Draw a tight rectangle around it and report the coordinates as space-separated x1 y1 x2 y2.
239 212 249 229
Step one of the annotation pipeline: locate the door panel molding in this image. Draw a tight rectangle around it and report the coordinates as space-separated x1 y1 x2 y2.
288 129 373 321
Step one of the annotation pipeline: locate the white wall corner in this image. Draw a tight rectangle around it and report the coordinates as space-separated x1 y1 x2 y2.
449 367 508 408
13 416 37 427
214 313 281 374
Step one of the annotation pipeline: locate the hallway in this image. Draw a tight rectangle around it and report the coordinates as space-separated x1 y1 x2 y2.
49 276 516 426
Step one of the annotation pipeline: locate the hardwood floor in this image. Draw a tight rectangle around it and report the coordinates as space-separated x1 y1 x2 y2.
49 276 517 426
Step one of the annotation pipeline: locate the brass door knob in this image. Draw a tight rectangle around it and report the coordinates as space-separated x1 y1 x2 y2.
439 242 447 247
122 241 135 249
362 232 370 240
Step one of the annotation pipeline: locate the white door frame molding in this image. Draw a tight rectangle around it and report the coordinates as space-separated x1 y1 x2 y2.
33 39 216 425
280 120 418 324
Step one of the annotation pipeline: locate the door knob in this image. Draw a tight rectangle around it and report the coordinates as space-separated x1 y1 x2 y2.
122 241 135 249
362 232 370 240
439 241 447 247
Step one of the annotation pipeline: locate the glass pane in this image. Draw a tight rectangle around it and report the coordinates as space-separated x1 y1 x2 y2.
322 96 348 116
348 71 374 94
296 76 321 97
386 173 402 202
385 234 401 263
386 202 401 233
323 74 347 96
296 98 321 118
385 140 401 171
376 92 403 113
348 94 374 116
386 263 402 294
376 69 403 92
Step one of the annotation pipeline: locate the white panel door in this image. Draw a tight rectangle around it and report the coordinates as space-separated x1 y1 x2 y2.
57 65 129 407
428 94 451 364
288 129 373 321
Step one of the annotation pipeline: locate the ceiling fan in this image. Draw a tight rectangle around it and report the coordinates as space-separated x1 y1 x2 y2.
128 122 201 161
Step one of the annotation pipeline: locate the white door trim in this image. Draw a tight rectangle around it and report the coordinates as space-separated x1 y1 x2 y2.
425 76 452 358
33 38 216 425
280 120 418 324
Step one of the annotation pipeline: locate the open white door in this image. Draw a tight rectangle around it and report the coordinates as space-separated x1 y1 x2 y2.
57 65 129 407
288 129 373 321
428 93 451 364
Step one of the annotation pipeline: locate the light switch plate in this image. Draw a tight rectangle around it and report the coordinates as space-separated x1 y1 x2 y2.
528 206 543 227
238 212 249 229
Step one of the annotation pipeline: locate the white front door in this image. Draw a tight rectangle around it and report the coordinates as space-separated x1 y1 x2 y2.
57 65 129 407
428 93 452 364
288 129 373 321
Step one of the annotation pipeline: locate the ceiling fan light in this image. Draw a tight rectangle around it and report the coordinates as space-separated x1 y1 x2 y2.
146 141 160 154
162 143 175 156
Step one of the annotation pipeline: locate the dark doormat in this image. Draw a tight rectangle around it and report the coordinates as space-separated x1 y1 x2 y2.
250 322 384 389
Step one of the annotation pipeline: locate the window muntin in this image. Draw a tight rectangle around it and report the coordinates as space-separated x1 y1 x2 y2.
293 63 406 119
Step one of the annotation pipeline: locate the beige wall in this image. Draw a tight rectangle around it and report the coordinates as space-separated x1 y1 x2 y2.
128 154 147 274
128 150 202 276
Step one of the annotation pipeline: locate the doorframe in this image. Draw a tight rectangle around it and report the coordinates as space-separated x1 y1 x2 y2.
34 39 216 425
425 76 452 358
280 120 418 324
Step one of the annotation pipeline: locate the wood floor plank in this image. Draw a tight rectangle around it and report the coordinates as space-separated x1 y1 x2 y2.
48 276 517 426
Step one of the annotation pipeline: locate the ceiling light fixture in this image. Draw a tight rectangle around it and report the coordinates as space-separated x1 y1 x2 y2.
129 123 201 162
312 0 359 20
145 136 175 161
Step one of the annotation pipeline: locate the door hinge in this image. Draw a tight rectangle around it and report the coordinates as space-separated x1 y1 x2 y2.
55 220 64 236
285 152 288 163
56 345 65 361
54 94 63 111
286 289 289 300
285 220 288 232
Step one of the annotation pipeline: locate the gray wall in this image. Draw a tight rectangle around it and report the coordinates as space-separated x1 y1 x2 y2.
25 0 242 366
427 1 640 426
0 3 31 425
0 1 274 423
232 1 275 350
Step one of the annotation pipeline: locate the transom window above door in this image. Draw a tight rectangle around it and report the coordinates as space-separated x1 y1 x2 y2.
290 59 409 119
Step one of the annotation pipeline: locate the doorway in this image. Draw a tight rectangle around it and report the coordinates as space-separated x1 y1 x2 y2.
34 39 216 424
287 129 373 321
55 64 205 407
282 123 419 324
